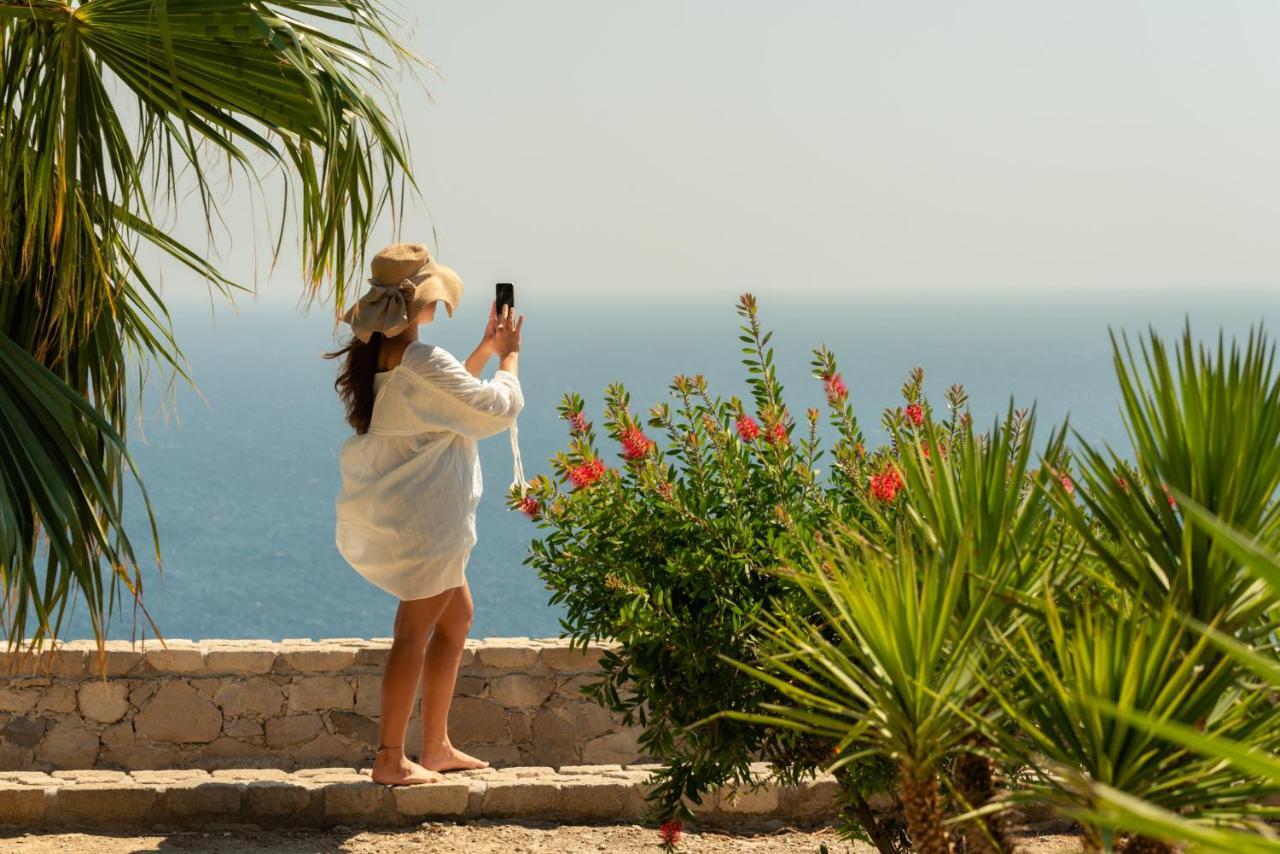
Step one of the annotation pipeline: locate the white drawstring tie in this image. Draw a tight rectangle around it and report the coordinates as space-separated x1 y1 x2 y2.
509 417 529 496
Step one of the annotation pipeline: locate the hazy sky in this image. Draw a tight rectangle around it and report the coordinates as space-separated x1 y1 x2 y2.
161 1 1280 310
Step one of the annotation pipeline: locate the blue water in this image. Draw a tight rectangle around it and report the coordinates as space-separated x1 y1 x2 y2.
55 289 1280 642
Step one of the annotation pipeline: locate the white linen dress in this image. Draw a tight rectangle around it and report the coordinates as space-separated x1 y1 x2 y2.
334 340 525 600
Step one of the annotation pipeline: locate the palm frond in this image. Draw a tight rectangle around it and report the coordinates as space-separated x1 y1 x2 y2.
0 0 423 657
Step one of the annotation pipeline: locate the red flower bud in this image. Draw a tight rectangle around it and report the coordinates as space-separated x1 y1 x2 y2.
823 373 848 405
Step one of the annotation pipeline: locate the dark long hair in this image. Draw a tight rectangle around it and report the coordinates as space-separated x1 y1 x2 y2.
323 331 385 435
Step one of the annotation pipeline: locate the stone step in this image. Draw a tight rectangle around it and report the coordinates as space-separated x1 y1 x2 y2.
0 763 840 831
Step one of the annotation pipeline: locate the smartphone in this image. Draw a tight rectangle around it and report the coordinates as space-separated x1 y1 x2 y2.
495 282 515 318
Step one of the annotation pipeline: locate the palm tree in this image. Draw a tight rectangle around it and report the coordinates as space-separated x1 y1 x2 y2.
0 0 421 663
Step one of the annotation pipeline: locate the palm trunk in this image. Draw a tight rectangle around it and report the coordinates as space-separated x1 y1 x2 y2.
899 768 954 854
952 750 1018 853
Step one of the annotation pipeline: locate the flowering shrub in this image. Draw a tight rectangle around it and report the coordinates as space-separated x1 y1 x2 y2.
509 293 973 844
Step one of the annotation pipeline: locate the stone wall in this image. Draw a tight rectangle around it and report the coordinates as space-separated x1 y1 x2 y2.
0 638 649 773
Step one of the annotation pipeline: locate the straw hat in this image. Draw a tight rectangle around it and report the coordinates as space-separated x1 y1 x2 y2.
341 243 464 342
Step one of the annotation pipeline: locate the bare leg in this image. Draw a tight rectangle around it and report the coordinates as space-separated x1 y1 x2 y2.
371 589 456 785
419 581 489 772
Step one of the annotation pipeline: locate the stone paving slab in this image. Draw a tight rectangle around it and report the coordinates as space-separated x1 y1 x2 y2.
0 763 839 831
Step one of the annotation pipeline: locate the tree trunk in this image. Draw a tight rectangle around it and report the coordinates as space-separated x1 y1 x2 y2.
952 750 1018 853
832 763 905 854
844 789 904 854
899 769 954 854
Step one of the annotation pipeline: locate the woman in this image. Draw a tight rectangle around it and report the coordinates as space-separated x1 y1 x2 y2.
324 242 525 786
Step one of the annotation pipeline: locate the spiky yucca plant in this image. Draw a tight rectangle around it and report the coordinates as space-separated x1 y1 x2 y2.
1022 324 1280 850
724 532 983 853
886 408 1073 852
983 593 1275 852
1056 493 1280 853
709 413 1063 853
1063 324 1280 637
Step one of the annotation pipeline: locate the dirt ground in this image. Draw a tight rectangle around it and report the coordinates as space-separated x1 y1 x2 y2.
1 822 1084 853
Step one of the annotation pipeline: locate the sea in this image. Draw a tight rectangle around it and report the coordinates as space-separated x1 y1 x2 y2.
52 289 1280 642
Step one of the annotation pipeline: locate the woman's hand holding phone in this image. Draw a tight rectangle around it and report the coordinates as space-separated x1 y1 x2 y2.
491 303 523 358
480 300 522 351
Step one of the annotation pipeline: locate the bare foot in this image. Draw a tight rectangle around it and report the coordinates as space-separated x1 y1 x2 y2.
371 749 443 785
420 741 490 773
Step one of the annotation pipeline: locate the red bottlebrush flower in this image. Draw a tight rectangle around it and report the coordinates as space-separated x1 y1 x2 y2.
765 422 788 445
620 426 653 461
1060 474 1075 495
517 495 541 519
568 465 592 490
905 403 925 426
823 373 848 405
735 414 760 442
656 481 674 501
659 819 683 845
869 466 903 502
569 458 606 490
568 411 590 435
921 442 947 459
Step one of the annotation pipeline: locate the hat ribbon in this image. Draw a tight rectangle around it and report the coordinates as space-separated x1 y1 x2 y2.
344 273 422 342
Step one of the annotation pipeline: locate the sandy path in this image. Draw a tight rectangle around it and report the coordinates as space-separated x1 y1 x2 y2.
1 822 1083 852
